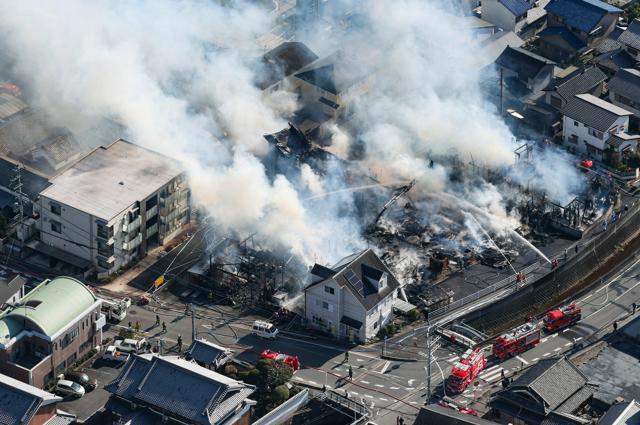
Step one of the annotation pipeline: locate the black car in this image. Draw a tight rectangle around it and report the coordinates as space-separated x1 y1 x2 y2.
65 371 98 391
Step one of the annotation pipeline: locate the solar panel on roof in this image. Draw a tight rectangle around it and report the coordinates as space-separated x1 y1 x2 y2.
344 269 365 297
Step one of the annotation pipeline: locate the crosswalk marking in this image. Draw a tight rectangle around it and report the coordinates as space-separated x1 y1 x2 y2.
516 356 529 365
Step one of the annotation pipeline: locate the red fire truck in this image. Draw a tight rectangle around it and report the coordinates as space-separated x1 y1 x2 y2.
492 322 541 360
446 348 486 394
543 304 581 333
260 349 300 370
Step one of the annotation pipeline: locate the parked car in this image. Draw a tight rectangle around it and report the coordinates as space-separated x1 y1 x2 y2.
55 380 85 398
65 371 98 391
114 338 147 354
252 320 278 339
103 345 131 363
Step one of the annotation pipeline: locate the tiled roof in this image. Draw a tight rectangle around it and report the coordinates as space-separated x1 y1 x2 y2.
258 42 318 90
598 400 640 425
562 93 632 131
186 339 231 367
416 405 500 425
106 355 255 425
609 68 640 101
539 27 587 51
496 46 556 81
499 0 532 16
593 48 638 73
546 0 622 33
309 249 401 311
549 66 607 102
510 357 588 412
618 19 640 51
0 374 61 425
555 383 596 413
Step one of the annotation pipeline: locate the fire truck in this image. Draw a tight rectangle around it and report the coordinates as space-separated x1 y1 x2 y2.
492 322 541 360
543 304 581 333
446 348 486 394
260 349 300 370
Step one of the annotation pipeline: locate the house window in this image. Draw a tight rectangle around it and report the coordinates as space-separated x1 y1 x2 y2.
374 322 379 329
50 203 61 216
50 220 62 234
322 301 334 312
312 315 323 325
574 120 579 127
588 128 603 139
324 286 334 295
567 134 578 144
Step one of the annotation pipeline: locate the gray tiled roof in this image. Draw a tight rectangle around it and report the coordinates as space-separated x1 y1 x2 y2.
539 411 591 425
510 357 588 412
555 383 596 413
609 68 640 101
186 339 231 367
309 249 401 311
618 19 640 51
416 405 500 425
552 66 607 102
0 374 61 425
496 46 556 81
106 355 255 425
562 93 632 132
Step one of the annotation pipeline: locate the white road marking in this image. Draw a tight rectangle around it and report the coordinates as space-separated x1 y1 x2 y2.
408 379 415 386
375 384 385 388
541 337 549 343
516 356 529 365
309 381 317 385
553 348 561 352
390 387 400 390
448 356 460 363
531 358 539 362
361 380 370 384
543 352 550 357
351 391 359 395
481 365 502 375
365 394 374 398
380 361 391 374
379 397 388 401
575 337 583 342
565 342 573 347
410 401 418 404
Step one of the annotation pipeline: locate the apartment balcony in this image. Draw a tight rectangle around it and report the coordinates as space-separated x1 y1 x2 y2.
123 233 143 251
147 223 158 237
160 208 180 224
122 216 142 233
160 191 178 206
145 205 158 220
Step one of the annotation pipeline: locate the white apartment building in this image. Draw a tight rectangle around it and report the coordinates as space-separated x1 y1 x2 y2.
562 93 633 159
305 249 400 343
34 139 190 277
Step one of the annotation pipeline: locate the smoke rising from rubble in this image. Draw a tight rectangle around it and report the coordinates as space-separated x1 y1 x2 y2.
0 0 586 270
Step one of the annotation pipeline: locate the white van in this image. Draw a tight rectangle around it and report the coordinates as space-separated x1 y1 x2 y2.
114 338 147 354
252 321 278 339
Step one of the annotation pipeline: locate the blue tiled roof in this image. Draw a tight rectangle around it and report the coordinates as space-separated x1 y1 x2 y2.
540 26 588 51
500 0 532 17
546 0 622 33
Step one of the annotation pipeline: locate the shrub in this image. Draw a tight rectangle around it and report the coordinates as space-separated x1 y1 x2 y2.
407 309 421 322
224 364 238 377
118 328 134 339
271 384 290 402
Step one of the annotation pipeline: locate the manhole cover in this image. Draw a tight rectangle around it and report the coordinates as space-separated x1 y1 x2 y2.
128 310 137 315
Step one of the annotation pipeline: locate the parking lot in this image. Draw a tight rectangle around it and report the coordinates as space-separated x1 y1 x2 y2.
58 356 126 421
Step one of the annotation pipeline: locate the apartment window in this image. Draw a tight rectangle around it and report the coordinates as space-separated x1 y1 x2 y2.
50 203 61 216
324 286 334 295
50 220 62 234
574 120 579 127
97 222 113 239
568 134 578 144
588 128 603 139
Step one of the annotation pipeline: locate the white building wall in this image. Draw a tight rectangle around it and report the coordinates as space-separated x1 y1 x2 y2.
482 0 517 32
563 114 629 157
305 279 341 337
38 195 93 261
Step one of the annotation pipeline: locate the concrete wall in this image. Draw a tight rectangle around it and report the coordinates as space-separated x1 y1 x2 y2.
38 196 93 261
562 114 628 158
482 0 519 32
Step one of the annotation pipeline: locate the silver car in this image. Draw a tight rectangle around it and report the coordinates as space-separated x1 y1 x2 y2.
55 379 85 398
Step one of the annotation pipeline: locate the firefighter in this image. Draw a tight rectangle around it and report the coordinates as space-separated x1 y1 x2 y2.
633 303 637 315
613 321 618 332
155 315 160 326
349 365 353 380
177 335 183 352
575 245 579 254
162 322 167 333
344 351 349 363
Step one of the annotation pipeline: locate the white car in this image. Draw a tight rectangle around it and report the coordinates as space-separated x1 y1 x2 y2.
114 338 147 354
55 379 85 398
103 345 130 362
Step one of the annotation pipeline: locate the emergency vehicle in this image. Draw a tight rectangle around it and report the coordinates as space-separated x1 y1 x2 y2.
543 304 581 333
260 349 300 370
446 348 486 394
492 321 541 360
438 397 479 416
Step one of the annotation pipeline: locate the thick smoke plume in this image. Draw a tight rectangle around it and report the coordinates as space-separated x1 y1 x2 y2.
0 0 585 266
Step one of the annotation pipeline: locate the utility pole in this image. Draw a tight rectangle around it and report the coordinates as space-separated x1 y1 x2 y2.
191 303 196 341
425 322 441 403
11 164 25 240
499 67 504 116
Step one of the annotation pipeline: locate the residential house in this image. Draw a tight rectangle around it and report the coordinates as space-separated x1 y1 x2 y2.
561 93 633 158
598 400 640 424
415 405 500 424
293 50 375 122
106 354 256 425
541 0 623 64
0 373 76 425
477 31 525 69
544 66 607 110
305 249 400 342
609 68 640 130
491 357 597 425
0 273 26 307
495 46 558 96
0 276 104 388
481 0 532 33
257 41 318 93
463 16 498 41
185 338 233 370
618 19 640 62
32 139 190 277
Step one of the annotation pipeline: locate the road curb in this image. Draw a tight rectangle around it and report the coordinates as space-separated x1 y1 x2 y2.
381 354 417 362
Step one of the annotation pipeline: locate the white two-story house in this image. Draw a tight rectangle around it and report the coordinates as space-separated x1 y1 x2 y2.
561 93 633 158
304 249 400 343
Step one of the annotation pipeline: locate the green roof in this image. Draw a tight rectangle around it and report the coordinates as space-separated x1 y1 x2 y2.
0 277 97 342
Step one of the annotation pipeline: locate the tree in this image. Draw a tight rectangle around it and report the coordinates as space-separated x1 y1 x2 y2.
257 358 293 389
627 4 640 22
